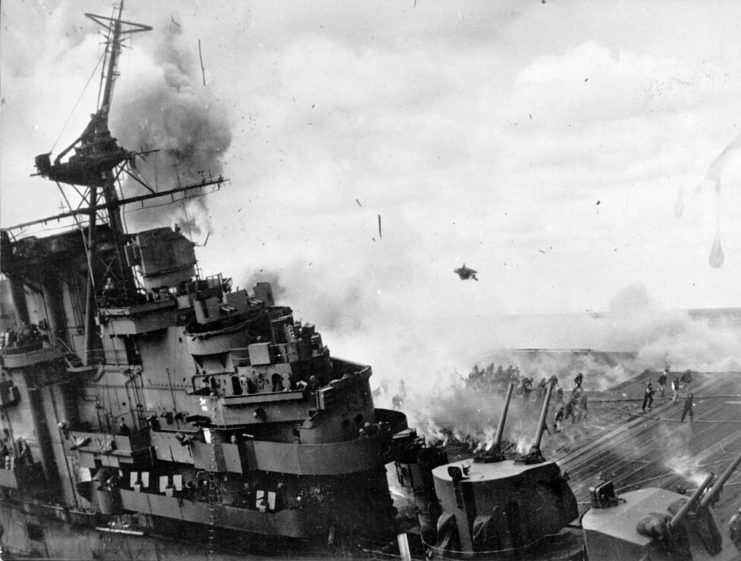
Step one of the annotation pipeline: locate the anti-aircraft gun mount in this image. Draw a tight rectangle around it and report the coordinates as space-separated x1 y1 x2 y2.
583 454 741 561
393 379 583 560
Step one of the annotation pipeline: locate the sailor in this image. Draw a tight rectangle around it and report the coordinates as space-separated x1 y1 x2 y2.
574 372 583 389
308 375 320 392
271 373 283 393
657 369 668 398
577 392 588 421
730 508 741 549
398 379 407 399
564 399 577 424
536 377 548 399
553 406 565 433
680 370 693 386
102 277 118 304
363 422 379 437
17 439 33 466
521 376 533 400
671 376 680 404
391 394 403 410
680 393 694 423
118 417 131 436
380 379 391 395
641 382 655 411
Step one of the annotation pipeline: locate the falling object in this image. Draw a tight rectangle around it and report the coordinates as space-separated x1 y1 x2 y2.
453 264 478 281
198 39 206 86
709 230 724 268
377 214 382 239
355 198 362 207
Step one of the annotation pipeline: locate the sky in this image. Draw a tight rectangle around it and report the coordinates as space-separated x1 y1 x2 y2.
3 0 741 380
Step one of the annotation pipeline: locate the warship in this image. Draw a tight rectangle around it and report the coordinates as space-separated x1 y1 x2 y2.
2 3 741 561
0 3 414 559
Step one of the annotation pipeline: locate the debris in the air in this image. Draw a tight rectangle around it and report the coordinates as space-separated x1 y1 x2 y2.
198 39 206 86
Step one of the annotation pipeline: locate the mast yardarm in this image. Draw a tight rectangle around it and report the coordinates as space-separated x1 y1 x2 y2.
34 2 152 188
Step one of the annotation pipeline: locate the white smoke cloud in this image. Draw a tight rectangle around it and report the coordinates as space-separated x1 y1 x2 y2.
658 423 711 488
602 284 741 371
370 283 741 450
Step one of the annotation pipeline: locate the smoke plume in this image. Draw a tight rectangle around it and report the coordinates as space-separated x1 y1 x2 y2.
112 16 232 235
657 424 710 488
388 283 741 450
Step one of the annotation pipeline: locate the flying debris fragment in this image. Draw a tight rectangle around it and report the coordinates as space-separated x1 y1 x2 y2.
198 39 207 86
355 198 363 207
377 214 382 239
454 264 478 281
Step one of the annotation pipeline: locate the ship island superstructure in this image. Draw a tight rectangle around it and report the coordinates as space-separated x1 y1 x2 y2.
0 3 410 556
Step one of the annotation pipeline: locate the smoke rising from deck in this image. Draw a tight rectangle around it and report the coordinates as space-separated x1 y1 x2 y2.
658 424 710 488
359 283 741 449
112 16 232 235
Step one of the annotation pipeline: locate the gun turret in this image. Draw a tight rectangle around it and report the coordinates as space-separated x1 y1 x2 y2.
699 454 741 509
491 381 514 457
525 379 554 461
670 473 715 529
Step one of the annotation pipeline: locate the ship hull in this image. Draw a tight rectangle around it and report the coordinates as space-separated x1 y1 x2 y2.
0 498 382 560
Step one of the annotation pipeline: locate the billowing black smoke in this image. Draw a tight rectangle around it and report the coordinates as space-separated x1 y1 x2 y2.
112 17 232 235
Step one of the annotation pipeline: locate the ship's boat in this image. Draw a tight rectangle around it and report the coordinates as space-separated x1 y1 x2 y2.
0 2 414 558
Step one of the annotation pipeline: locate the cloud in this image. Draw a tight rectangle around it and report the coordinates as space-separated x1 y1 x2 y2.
5 1 741 319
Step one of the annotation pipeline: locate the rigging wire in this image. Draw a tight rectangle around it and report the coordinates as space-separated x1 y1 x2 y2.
50 52 106 154
56 183 97 294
